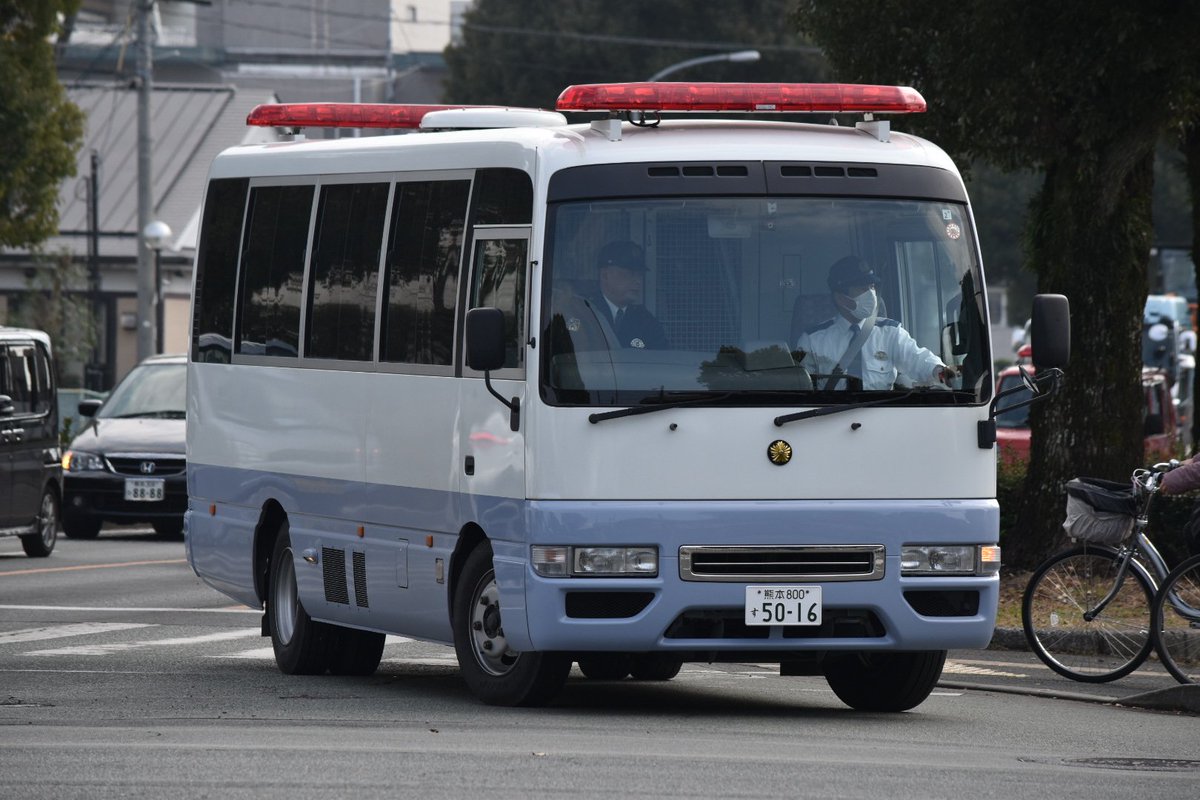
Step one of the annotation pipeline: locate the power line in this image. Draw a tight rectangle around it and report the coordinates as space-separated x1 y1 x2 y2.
458 23 822 54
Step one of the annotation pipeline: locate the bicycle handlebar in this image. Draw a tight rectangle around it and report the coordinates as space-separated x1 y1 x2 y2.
1133 459 1181 495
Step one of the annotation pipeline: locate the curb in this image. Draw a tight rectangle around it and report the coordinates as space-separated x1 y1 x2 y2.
1116 685 1200 714
974 627 1200 715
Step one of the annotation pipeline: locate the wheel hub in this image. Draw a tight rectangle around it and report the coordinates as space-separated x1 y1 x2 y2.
470 577 518 675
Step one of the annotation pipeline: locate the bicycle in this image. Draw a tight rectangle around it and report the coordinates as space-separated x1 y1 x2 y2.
1022 462 1180 683
1151 550 1200 684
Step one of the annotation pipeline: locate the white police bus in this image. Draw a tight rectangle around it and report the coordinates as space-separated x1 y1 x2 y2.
185 82 1069 710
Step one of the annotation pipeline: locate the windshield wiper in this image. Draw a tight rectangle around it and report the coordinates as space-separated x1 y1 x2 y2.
589 392 735 424
773 388 919 427
111 411 185 419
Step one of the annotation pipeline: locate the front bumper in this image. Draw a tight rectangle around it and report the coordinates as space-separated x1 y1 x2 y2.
63 470 187 525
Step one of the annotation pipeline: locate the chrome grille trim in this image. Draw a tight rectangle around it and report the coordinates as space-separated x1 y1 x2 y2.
679 545 886 582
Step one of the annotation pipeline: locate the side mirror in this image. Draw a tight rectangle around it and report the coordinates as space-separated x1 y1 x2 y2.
0 394 13 416
1030 293 1070 370
464 306 520 432
78 399 103 418
465 307 507 373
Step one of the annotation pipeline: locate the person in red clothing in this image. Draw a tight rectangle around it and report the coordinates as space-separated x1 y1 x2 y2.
1160 458 1200 495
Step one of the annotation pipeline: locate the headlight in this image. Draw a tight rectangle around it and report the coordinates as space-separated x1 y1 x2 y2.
62 451 106 472
902 544 1000 576
532 545 658 577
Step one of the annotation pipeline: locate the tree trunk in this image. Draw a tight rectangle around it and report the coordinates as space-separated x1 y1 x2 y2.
1009 149 1155 569
1183 123 1200 452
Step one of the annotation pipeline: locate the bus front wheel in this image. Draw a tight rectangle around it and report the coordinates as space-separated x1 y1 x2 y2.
452 543 570 706
822 650 946 712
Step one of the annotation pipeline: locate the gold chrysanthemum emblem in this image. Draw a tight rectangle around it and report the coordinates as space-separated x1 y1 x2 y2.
767 440 792 465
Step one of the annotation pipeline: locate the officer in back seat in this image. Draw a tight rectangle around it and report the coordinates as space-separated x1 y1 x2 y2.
795 255 954 390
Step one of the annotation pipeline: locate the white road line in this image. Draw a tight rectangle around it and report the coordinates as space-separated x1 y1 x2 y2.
942 660 1025 678
0 604 259 614
216 646 276 660
0 622 154 644
25 627 261 657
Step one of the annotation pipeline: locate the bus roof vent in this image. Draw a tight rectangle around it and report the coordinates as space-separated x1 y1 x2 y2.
419 107 567 130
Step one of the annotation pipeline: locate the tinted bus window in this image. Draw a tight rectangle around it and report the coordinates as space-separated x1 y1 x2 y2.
191 178 249 363
471 236 527 369
306 182 389 361
381 180 470 365
471 168 532 225
237 184 314 357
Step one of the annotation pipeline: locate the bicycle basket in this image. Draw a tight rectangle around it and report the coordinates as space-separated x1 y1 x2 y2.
1062 477 1137 545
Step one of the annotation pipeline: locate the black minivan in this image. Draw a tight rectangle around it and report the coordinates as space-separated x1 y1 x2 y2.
0 327 61 557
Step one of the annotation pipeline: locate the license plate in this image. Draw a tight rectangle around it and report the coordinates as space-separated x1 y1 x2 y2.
744 585 822 626
124 478 165 502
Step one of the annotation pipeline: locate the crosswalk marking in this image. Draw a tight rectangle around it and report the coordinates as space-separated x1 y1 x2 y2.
217 646 277 660
25 627 261 657
0 622 154 644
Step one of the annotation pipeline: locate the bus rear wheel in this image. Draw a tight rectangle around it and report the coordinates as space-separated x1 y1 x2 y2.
822 650 946 712
630 653 683 681
452 543 570 706
577 654 633 680
328 627 386 676
267 521 335 675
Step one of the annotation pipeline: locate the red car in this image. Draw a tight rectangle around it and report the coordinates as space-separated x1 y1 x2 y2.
995 357 1176 466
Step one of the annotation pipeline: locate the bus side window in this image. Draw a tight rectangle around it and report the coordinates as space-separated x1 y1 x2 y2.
469 237 528 370
191 178 249 363
236 184 314 358
381 180 470 366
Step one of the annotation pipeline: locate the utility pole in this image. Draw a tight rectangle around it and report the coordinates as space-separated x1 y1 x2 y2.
135 0 156 361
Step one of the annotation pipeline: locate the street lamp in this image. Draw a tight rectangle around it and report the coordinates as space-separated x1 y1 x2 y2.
142 219 172 354
647 50 761 81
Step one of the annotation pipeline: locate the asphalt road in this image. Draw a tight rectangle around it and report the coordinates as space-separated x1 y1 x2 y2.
1 529 1198 799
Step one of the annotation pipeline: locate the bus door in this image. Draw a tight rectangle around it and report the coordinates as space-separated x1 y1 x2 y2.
460 227 530 506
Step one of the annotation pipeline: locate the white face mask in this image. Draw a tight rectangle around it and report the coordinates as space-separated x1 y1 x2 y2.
847 288 877 321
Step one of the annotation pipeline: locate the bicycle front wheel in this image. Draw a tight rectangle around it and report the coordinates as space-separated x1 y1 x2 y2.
1022 545 1154 682
1151 554 1200 684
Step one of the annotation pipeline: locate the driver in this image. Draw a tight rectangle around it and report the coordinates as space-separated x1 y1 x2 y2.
795 255 955 390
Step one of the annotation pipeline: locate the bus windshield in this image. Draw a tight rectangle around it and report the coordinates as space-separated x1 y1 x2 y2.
541 196 989 407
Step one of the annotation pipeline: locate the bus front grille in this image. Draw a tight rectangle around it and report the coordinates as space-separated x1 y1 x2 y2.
679 545 885 582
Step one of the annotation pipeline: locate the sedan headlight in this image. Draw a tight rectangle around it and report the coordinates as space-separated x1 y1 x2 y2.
62 451 106 472
532 545 658 577
902 544 1000 576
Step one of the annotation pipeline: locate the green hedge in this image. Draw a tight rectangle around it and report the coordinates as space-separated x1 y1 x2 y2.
998 463 1196 568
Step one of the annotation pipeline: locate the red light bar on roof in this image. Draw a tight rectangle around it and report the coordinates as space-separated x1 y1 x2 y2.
246 103 498 129
556 83 926 114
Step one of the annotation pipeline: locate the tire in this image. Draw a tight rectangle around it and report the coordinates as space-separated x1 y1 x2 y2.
822 650 946 712
577 654 633 680
328 627 386 677
1022 545 1154 683
20 488 59 558
1151 554 1200 685
62 514 101 540
267 521 335 675
629 653 683 681
452 543 570 706
152 520 184 539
